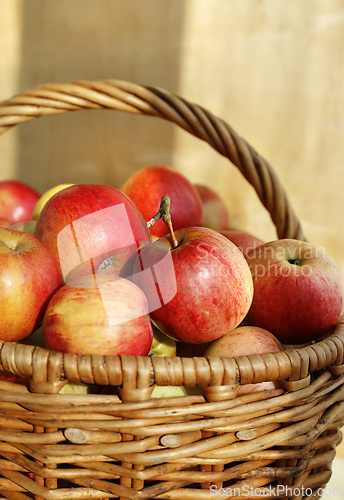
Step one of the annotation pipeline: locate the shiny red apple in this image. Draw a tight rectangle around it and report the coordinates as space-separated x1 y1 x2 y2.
0 371 30 389
246 239 344 344
133 226 254 344
204 325 284 395
43 274 153 356
0 227 62 342
121 165 203 238
221 229 264 257
194 184 230 231
0 180 40 224
34 184 151 282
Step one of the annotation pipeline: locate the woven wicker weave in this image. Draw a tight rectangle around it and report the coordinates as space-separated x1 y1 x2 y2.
0 80 343 500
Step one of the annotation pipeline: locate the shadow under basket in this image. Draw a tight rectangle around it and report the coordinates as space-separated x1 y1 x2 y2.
1 80 344 500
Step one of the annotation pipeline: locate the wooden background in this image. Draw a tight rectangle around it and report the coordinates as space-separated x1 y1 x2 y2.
1 0 344 464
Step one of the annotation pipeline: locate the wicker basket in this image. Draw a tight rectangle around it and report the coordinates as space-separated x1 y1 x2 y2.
0 80 344 500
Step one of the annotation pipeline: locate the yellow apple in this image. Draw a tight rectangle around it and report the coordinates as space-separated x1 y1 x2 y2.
151 385 188 398
149 326 176 357
59 382 99 394
151 384 203 398
32 184 74 220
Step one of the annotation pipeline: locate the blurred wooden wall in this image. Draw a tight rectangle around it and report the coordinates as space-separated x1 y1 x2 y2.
1 0 344 277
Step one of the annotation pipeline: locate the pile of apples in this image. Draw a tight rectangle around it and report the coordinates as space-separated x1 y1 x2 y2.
1 167 344 395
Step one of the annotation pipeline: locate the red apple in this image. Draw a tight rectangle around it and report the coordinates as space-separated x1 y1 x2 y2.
0 180 40 224
43 274 153 356
221 229 264 257
246 239 344 344
0 227 62 342
8 220 37 236
133 226 254 344
34 184 151 282
121 165 203 238
204 325 284 395
194 184 230 231
0 370 30 388
0 218 11 227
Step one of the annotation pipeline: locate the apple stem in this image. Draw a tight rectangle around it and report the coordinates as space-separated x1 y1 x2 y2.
146 195 178 248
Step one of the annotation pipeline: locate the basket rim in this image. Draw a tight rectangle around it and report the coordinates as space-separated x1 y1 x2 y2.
0 315 343 390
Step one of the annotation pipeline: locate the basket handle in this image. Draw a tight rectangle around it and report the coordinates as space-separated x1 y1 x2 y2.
0 79 305 240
